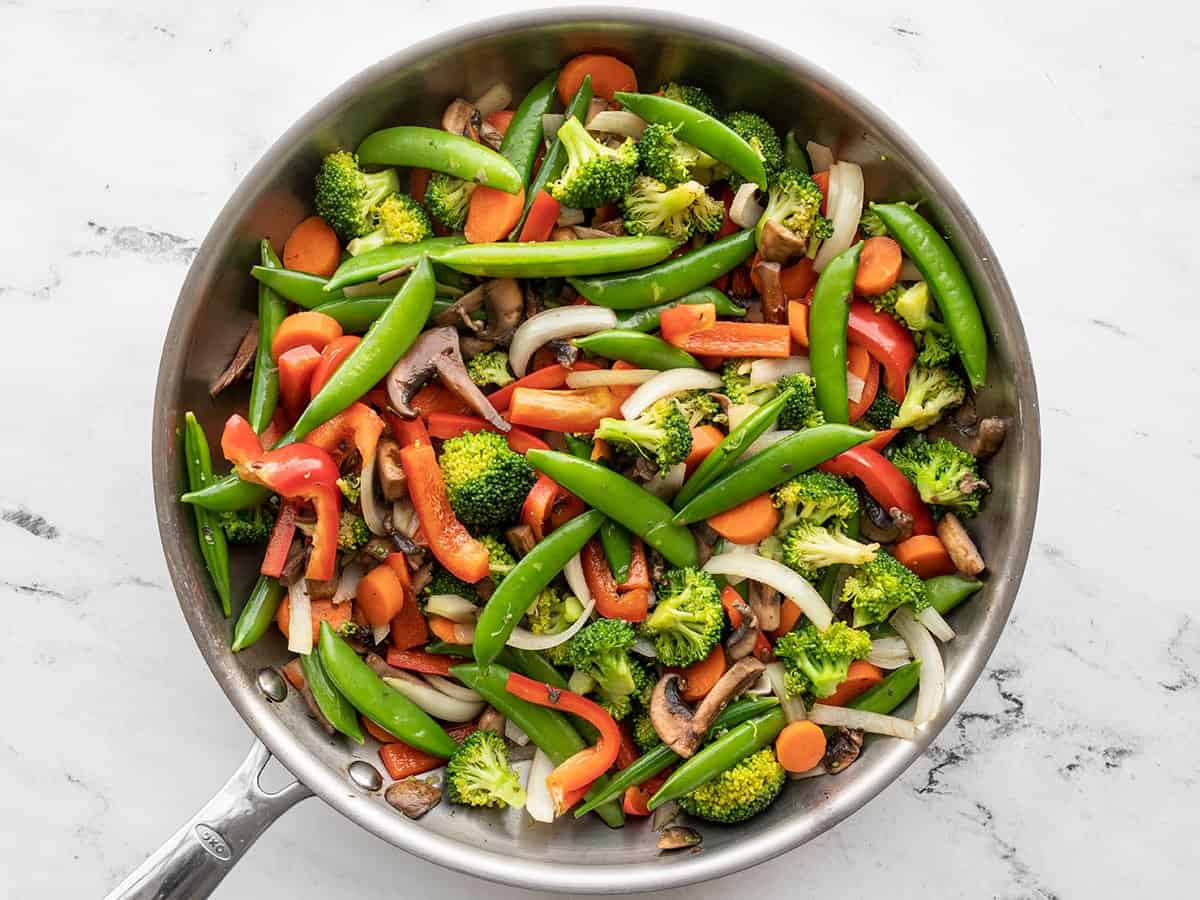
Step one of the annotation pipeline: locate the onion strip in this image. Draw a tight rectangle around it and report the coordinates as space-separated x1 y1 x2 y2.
506 718 532 747
764 662 806 722
745 430 795 458
620 369 723 420
359 454 389 536
423 674 482 703
703 553 833 630
332 562 365 605
750 356 811 385
919 606 956 641
847 369 865 403
806 141 835 172
287 580 313 655
382 673 484 722
813 161 865 272
565 368 658 388
541 114 564 141
808 703 917 739
525 749 555 822
473 82 512 116
556 206 585 226
586 110 647 138
891 608 945 727
642 462 686 500
423 594 479 623
509 306 617 377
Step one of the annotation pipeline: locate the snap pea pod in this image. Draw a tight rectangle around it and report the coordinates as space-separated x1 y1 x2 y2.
674 424 873 524
313 296 483 333
573 329 700 370
357 126 523 194
783 129 809 173
568 229 756 310
614 287 746 333
451 662 624 828
230 576 285 652
526 451 698 568
563 432 593 460
325 236 466 292
599 520 633 584
318 623 457 757
870 576 983 638
809 242 863 425
424 640 474 658
847 660 921 715
250 265 347 308
647 708 787 810
432 236 677 279
500 70 559 187
504 647 568 689
672 388 796 511
511 76 593 239
300 647 365 743
182 412 231 615
869 202 988 388
473 509 605 667
248 243 289 434
614 92 767 189
572 696 780 817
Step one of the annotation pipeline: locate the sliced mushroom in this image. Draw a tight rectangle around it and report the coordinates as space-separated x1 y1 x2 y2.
585 97 611 124
433 282 488 330
649 656 766 758
459 335 496 359
748 581 782 633
385 777 443 819
823 726 864 774
374 437 408 503
550 225 579 241
752 257 787 324
724 600 760 661
477 278 523 345
657 826 702 851
969 416 1009 459
389 531 425 561
585 219 626 236
860 494 902 544
279 541 307 586
937 513 985 576
442 98 481 141
360 536 393 565
888 506 915 543
548 338 580 368
477 120 505 151
758 219 808 265
505 524 537 558
208 320 258 396
386 326 510 431
477 706 506 735
411 562 433 595
306 566 340 600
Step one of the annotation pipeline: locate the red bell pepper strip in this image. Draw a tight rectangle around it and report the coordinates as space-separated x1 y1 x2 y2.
623 769 673 816
616 539 649 591
399 440 490 582
680 322 791 358
848 356 880 423
508 386 623 433
847 300 915 402
615 721 639 770
660 302 717 344
384 647 456 676
521 474 586 541
260 499 299 578
486 361 603 412
518 190 561 242
304 401 384 468
410 382 473 418
389 597 430 650
862 428 899 451
277 344 321 421
504 672 621 814
221 414 342 581
385 410 431 448
819 445 935 535
309 335 362 397
377 721 476 778
581 538 648 621
425 412 550 453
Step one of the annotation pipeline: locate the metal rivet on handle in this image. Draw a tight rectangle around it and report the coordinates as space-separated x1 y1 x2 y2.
348 760 383 792
257 667 287 702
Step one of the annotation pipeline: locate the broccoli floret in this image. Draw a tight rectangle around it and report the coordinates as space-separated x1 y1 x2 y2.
424 172 476 231
888 438 989 517
566 619 638 700
659 82 719 117
439 431 537 528
337 512 371 551
915 329 956 369
596 692 634 721
476 533 516 582
630 659 656 707
445 730 526 809
633 711 662 752
780 521 879 581
723 111 784 187
422 566 479 604
891 366 965 431
336 473 361 505
218 502 275 544
771 471 859 532
314 150 400 241
893 282 935 331
869 283 905 316
525 586 584 636
774 620 873 698
549 116 639 209
346 192 431 256
621 176 723 240
720 359 775 406
859 207 889 237
467 350 514 388
863 393 901 430
775 372 825 431
636 123 721 186
595 397 693 470
678 748 785 824
640 568 723 666
755 167 832 251
843 550 928 627
674 390 725 428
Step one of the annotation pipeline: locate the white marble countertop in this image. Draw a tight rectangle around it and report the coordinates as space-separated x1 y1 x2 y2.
2 0 1195 896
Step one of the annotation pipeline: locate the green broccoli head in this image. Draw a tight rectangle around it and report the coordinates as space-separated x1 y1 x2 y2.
893 282 935 331
723 111 784 188
422 566 479 605
337 512 371 551
630 658 656 708
774 620 873 698
621 176 723 240
862 393 901 431
445 730 526 809
595 397 693 471
678 748 785 823
844 549 928 627
659 82 719 117
346 192 431 256
219 501 275 544
776 372 825 431
888 438 989 516
566 618 638 699
674 390 725 428
476 533 516 581
632 711 663 753
891 366 965 431
525 586 584 636
314 150 400 241
596 692 634 721
771 471 859 532
636 123 720 186
640 567 723 666
466 350 514 388
336 473 361 505
424 172 476 231
756 167 832 249
869 283 905 317
549 117 639 209
720 359 774 406
859 207 890 237
915 329 956 369
780 521 879 580
439 431 537 528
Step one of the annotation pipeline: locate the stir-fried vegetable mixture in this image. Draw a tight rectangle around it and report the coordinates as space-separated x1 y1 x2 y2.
183 52 1004 837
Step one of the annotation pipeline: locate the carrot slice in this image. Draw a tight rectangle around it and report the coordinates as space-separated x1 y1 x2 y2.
427 615 461 643
660 303 717 345
508 386 623 432
676 646 727 702
356 563 407 627
271 311 343 361
283 216 341 278
893 534 957 579
466 186 525 244
377 722 477 777
706 493 779 544
781 257 817 300
486 361 603 412
275 596 351 643
772 596 804 641
821 659 885 707
685 425 725 476
277 345 322 420
775 720 828 773
787 300 810 349
557 53 637 104
853 236 903 296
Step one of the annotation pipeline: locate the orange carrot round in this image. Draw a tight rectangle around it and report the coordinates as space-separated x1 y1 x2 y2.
557 54 637 104
821 659 885 707
283 215 341 277
356 564 406 627
271 311 343 361
706 493 779 544
685 425 724 475
427 615 462 644
775 720 827 773
893 534 957 579
787 300 810 349
678 646 727 702
853 236 903 296
465 186 525 244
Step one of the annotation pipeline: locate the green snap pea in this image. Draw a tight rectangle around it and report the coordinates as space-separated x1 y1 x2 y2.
572 696 780 817
599 519 633 583
248 242 288 433
869 202 988 387
500 71 559 187
250 265 345 308
300 648 365 743
504 647 568 689
809 242 863 425
431 236 676 279
672 388 796 511
423 640 474 658
614 287 746 333
847 660 921 715
647 708 786 810
451 662 624 828
674 424 873 524
568 229 756 310
230 576 285 652
325 236 466 292
526 451 698 568
511 76 593 239
318 622 457 757
573 329 700 370
784 129 809 173
614 92 767 190
357 126 523 194
182 412 231 616
473 509 605 667
563 432 594 460
313 296 482 333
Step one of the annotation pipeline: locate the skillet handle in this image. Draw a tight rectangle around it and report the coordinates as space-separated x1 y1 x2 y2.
104 739 311 900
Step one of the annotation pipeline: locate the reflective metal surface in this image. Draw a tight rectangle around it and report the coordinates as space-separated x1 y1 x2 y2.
144 8 1040 895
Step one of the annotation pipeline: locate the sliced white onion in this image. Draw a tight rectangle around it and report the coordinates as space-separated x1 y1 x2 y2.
287 580 313 655
542 114 564 141
383 673 485 722
899 259 922 282
510 306 618 377
730 181 764 228
448 621 476 644
847 369 865 403
745 672 777 696
620 368 723 420
556 206 585 226
704 553 834 630
869 636 911 660
565 368 658 388
632 637 658 658
391 498 419 538
717 541 758 585
506 718 531 746
919 606 956 642
473 82 512 117
505 553 597 650
814 161 865 272
586 110 647 139
745 429 795 458
643 462 686 500
563 553 590 606
806 141 835 172
525 748 555 822
809 703 917 739
371 623 390 645
726 402 760 431
764 662 806 722
750 356 810 386
332 562 366 605
423 674 483 703
424 593 479 623
891 608 945 727
360 454 389 536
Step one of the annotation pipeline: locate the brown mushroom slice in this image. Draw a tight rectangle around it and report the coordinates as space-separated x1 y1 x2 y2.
860 494 902 544
969 417 1009 459
549 226 579 241
752 258 788 324
748 581 782 633
723 601 760 661
505 524 537 558
937 513 985 576
477 706 506 735
458 335 497 359
442 98 481 141
823 726 864 774
432 282 488 329
477 120 504 151
888 506 915 543
208 320 258 396
583 219 626 236
649 657 766 758
477 278 523 345
385 777 443 819
375 437 408 503
758 219 808 265
657 826 702 851
385 326 510 431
